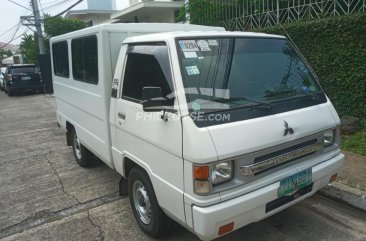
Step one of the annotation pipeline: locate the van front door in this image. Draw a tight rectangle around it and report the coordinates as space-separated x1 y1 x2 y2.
113 43 185 223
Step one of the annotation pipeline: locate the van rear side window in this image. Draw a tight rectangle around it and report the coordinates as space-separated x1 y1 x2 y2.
71 35 98 84
52 41 69 78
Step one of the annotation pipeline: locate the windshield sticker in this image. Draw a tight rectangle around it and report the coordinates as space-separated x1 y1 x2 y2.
192 102 201 111
197 40 211 51
309 86 316 92
186 66 200 75
302 86 310 94
183 52 198 59
208 40 218 46
179 40 199 52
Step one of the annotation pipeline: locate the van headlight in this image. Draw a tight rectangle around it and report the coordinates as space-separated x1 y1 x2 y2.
211 160 233 184
323 129 335 147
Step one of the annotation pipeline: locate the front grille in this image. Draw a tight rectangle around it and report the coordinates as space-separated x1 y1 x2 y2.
240 139 322 176
255 139 317 163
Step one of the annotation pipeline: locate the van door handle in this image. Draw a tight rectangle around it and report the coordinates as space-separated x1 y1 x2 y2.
118 112 126 120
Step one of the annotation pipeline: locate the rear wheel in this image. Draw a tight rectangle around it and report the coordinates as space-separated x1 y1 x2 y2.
71 129 93 167
7 90 14 96
128 168 166 238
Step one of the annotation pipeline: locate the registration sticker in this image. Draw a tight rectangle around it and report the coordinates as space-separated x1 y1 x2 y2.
208 40 218 46
192 102 201 111
183 52 198 59
197 40 211 51
186 66 200 75
179 40 199 52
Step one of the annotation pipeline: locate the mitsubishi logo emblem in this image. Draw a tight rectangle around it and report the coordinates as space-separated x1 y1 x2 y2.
283 121 294 136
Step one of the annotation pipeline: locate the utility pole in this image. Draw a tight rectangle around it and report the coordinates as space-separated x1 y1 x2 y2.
30 0 46 54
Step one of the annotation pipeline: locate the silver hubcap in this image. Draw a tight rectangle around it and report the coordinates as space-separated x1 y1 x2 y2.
132 180 152 225
74 135 82 159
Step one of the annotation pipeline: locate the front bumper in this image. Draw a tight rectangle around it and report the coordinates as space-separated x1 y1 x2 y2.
192 153 345 240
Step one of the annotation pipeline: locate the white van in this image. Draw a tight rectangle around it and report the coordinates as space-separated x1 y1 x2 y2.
51 23 344 241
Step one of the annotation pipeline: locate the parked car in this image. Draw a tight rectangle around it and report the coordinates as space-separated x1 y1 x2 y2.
0 67 6 91
4 64 44 96
51 24 344 241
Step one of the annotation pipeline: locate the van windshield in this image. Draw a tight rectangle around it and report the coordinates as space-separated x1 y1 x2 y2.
176 37 326 126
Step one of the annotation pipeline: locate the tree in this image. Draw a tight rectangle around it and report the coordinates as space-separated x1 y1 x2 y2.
44 15 86 38
0 49 13 65
19 16 86 64
19 34 39 64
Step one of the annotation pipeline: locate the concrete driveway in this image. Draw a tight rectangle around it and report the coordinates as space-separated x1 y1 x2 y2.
0 92 365 241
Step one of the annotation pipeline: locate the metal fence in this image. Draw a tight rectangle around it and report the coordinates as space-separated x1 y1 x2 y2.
196 0 366 30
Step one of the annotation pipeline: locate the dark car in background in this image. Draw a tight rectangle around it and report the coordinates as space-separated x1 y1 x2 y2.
4 64 44 96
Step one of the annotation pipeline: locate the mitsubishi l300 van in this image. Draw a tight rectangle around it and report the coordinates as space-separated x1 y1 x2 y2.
51 24 345 241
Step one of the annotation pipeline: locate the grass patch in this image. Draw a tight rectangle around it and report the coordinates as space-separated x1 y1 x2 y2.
341 119 366 156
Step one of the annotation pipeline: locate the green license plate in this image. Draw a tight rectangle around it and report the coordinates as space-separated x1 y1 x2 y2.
278 169 312 197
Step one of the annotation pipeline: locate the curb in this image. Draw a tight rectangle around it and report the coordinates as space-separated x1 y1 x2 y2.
317 181 366 212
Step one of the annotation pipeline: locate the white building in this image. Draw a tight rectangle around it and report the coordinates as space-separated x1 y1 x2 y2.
107 0 184 24
65 0 117 26
66 0 185 26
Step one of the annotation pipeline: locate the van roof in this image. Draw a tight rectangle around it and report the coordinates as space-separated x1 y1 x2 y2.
123 31 286 44
50 23 225 42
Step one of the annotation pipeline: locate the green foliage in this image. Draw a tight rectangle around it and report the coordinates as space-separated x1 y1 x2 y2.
254 13 366 118
341 119 366 156
19 34 39 64
44 15 86 38
20 16 85 64
0 49 13 64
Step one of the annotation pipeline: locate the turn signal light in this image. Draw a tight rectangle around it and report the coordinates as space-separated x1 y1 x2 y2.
218 222 234 236
329 173 338 183
194 166 209 180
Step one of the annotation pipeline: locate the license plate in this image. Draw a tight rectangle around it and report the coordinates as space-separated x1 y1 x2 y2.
278 169 312 197
22 76 31 80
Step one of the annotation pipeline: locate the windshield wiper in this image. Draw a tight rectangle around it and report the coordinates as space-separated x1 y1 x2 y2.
214 96 270 106
264 89 296 98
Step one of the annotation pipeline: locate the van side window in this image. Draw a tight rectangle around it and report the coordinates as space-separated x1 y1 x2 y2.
71 35 98 84
52 41 69 78
122 44 174 107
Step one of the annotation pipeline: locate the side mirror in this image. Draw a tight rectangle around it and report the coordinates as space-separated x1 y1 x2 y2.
142 87 164 112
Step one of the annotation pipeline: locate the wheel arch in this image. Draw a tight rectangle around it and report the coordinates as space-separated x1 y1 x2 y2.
66 121 74 146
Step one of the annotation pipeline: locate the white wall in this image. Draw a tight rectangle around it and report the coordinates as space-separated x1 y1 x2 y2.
87 0 116 10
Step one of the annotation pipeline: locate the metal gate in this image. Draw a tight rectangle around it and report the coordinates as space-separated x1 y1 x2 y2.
193 0 366 30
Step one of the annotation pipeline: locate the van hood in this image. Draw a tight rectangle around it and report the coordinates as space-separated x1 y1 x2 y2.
206 102 337 160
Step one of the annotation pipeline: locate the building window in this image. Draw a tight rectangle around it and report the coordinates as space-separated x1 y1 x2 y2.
52 41 69 78
71 35 98 84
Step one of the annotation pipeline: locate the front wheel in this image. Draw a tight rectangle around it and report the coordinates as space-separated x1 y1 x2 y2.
128 168 166 238
71 129 93 167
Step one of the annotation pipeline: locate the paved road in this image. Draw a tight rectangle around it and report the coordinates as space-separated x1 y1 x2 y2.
0 92 365 241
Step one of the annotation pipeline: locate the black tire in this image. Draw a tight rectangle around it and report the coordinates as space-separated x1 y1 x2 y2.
128 167 166 238
7 90 14 96
71 129 93 167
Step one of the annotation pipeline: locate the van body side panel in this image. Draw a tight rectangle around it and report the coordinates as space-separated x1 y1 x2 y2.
53 32 114 167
